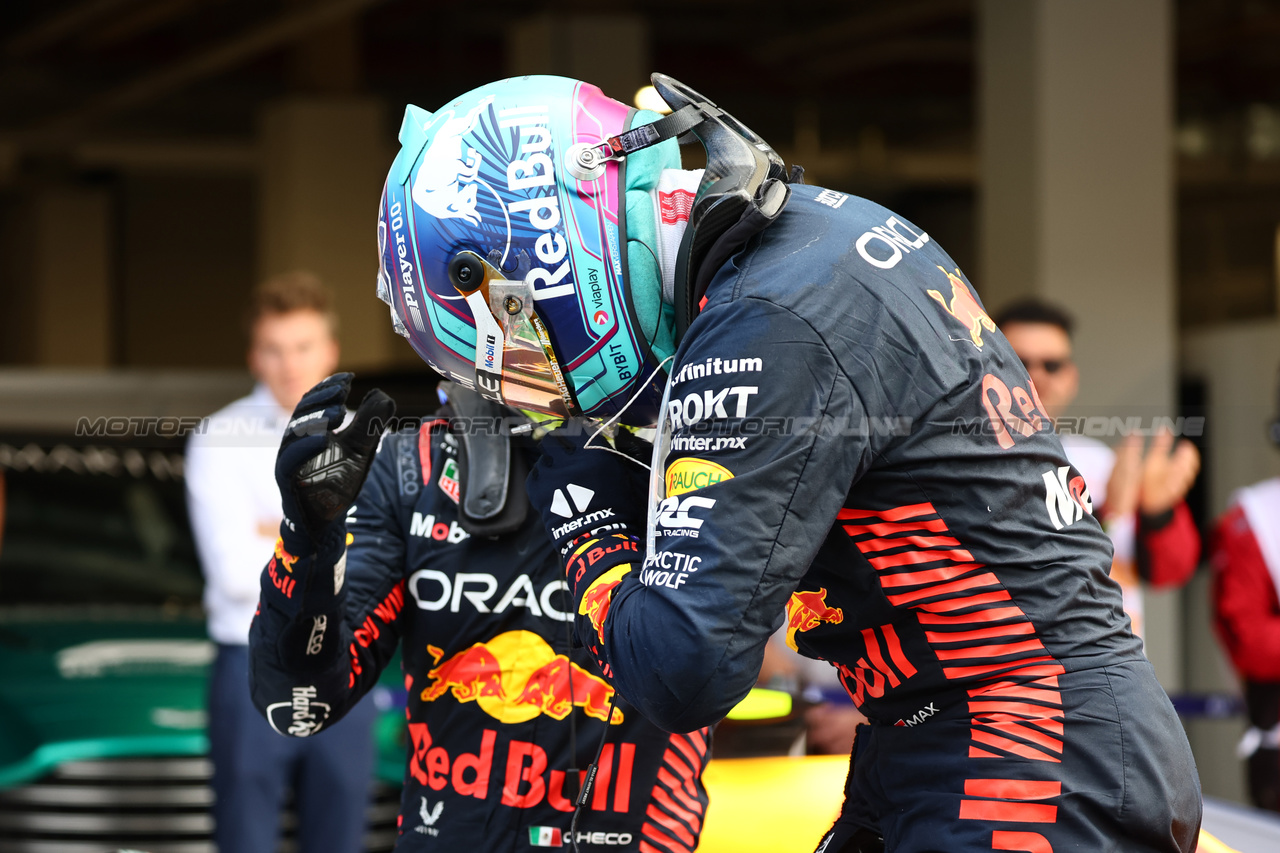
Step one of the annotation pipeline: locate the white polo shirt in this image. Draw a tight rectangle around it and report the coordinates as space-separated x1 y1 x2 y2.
186 384 290 646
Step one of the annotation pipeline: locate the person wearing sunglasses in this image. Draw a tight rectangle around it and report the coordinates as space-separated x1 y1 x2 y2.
339 74 1200 851
994 299 1202 640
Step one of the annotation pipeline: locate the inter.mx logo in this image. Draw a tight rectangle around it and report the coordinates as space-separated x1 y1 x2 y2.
550 483 593 518
549 484 617 540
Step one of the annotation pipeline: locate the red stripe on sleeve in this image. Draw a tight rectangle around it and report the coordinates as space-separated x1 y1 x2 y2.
657 767 703 814
877 563 985 588
843 519 950 537
915 591 1012 613
967 700 1064 719
886 572 1002 605
944 657 1056 680
869 549 976 570
917 605 1023 624
839 503 938 522
979 720 1063 754
969 729 1061 763
926 623 1035 644
967 678 1062 703
668 733 702 774
650 785 702 833
992 830 1053 852
855 534 963 554
645 804 698 847
958 800 1058 823
935 638 1047 661
964 778 1061 800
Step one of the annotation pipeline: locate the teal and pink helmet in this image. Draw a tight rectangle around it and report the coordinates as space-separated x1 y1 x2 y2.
376 74 790 426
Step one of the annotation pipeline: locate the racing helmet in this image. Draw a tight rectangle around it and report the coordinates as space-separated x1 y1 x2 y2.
376 74 793 427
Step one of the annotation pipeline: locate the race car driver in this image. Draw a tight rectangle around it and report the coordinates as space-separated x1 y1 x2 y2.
247 378 710 851
372 74 1201 852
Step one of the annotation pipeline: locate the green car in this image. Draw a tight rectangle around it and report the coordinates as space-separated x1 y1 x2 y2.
0 371 404 853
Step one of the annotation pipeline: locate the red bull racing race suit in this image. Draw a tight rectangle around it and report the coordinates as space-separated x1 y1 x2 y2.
249 401 710 852
536 184 1201 852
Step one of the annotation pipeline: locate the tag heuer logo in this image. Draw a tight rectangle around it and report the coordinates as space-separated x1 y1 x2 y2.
550 484 594 518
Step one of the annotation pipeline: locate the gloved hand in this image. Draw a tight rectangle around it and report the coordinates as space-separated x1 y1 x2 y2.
526 422 650 599
275 373 396 568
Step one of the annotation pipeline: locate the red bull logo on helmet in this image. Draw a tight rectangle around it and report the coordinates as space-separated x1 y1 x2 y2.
926 267 996 349
410 96 493 227
421 630 621 724
785 588 844 652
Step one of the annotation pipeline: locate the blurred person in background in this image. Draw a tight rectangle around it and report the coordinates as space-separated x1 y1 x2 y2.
995 299 1202 639
1211 372 1280 813
186 272 377 852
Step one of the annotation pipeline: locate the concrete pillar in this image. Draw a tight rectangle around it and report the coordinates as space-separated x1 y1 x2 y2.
258 98 400 369
506 14 650 105
980 0 1174 422
1 187 113 366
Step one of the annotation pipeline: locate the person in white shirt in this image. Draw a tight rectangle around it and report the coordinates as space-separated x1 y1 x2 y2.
186 271 376 853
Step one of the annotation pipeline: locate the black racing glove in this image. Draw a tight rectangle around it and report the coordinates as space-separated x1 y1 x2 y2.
527 424 651 660
268 373 395 614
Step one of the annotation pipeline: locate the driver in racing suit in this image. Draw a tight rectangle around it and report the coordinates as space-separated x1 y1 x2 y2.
247 379 710 851
368 74 1201 852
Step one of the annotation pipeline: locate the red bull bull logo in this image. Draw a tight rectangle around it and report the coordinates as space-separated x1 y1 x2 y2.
421 631 622 724
578 565 632 645
272 537 299 574
926 267 996 349
785 588 844 652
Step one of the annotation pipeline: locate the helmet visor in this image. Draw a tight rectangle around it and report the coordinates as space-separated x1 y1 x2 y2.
452 251 579 419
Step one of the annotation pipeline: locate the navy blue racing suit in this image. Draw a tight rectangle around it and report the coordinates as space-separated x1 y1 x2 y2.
566 185 1201 852
249 403 710 852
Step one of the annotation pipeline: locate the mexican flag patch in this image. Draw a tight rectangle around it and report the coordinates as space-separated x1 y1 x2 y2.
529 826 563 847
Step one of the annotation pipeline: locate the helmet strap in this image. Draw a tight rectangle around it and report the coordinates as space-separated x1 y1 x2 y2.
443 383 530 537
